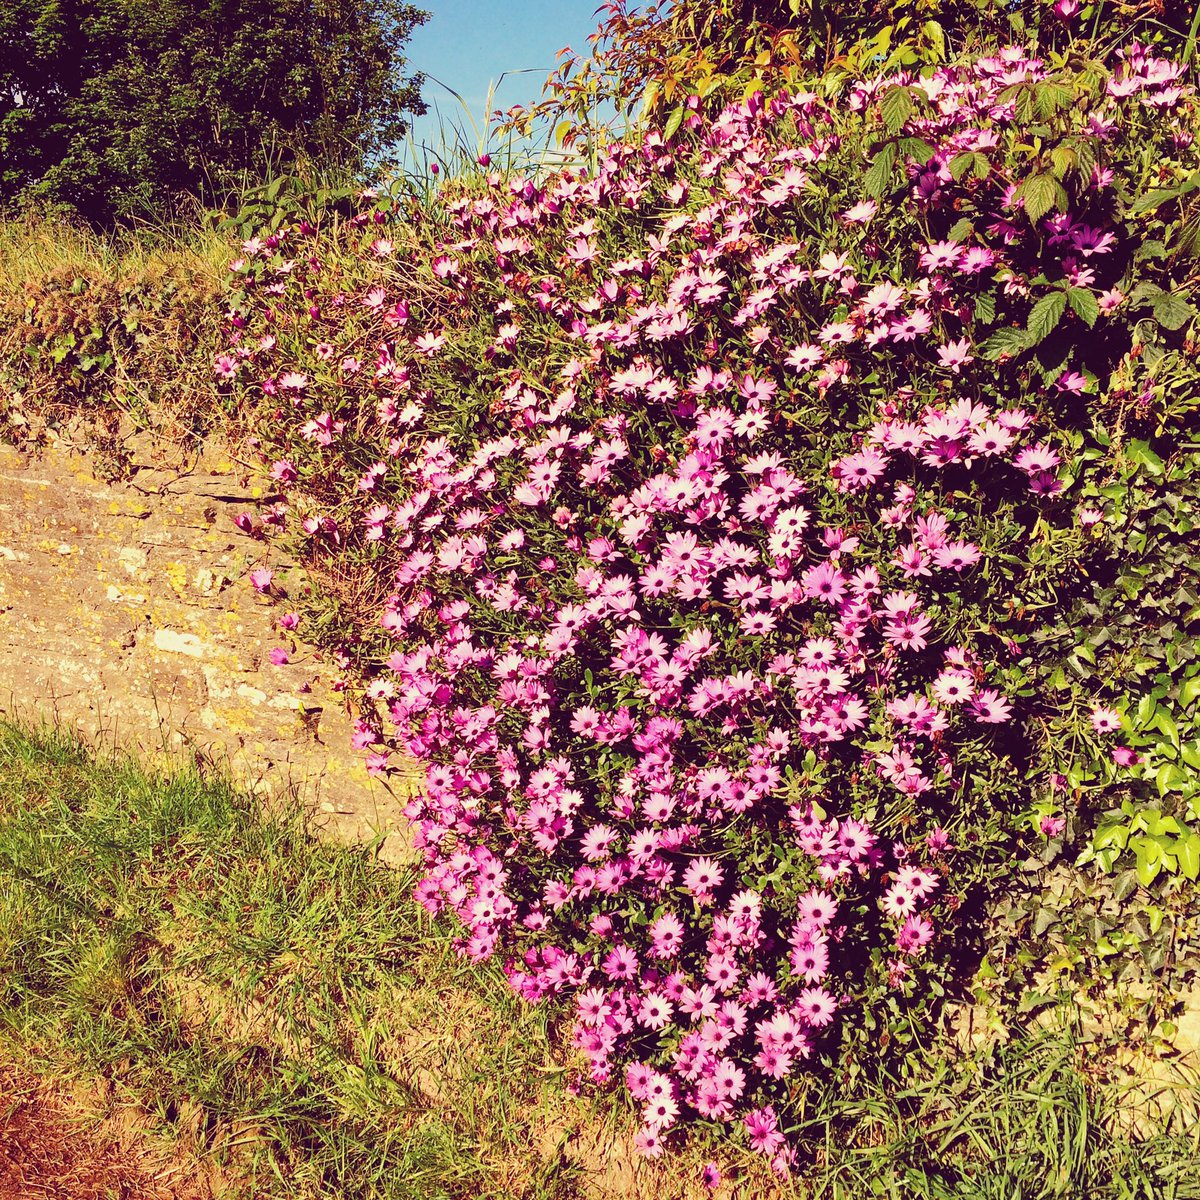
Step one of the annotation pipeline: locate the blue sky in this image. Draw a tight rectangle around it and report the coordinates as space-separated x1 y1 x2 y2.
401 0 606 163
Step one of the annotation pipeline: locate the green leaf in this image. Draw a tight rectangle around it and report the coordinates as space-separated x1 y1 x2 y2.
898 137 937 163
1129 171 1200 215
1178 833 1200 881
1180 676 1200 708
1153 708 1180 746
1034 81 1074 119
1020 173 1067 223
663 106 685 141
921 19 946 61
1112 868 1138 901
1126 439 1164 477
880 85 914 133
1027 291 1067 344
862 143 898 198
1157 763 1187 795
1033 907 1057 935
1066 287 1099 327
982 327 1033 360
1094 823 1130 851
948 217 974 243
974 292 997 325
1151 290 1195 331
1134 839 1162 886
950 151 989 182
950 151 976 181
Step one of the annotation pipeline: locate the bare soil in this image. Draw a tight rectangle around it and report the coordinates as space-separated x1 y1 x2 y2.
0 1064 218 1200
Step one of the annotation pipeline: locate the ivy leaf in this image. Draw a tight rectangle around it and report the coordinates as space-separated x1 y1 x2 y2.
1151 290 1195 331
880 85 914 133
1027 291 1067 344
1066 287 1099 327
1126 438 1164 476
1020 172 1067 223
1178 834 1200 882
982 327 1033 360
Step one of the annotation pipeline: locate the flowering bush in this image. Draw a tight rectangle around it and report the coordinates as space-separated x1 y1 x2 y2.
222 35 1198 1173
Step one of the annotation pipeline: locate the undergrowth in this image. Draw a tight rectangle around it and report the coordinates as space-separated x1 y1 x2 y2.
0 214 231 449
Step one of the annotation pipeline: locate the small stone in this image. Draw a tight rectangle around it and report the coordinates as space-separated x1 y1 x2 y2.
117 547 148 577
152 629 205 657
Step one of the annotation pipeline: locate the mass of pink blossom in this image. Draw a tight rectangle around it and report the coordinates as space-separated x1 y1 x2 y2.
220 40 1187 1170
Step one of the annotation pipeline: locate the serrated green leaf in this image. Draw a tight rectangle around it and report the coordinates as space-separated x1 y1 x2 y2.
982 327 1033 360
1027 291 1067 344
862 143 898 199
1129 281 1165 306
921 19 946 60
1021 172 1067 223
1048 146 1077 180
1151 290 1195 331
974 292 997 325
947 217 974 242
950 151 976 181
880 85 914 133
898 137 937 163
1035 81 1074 119
1066 287 1099 327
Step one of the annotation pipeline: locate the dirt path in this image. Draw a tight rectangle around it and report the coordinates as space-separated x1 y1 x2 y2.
0 431 415 864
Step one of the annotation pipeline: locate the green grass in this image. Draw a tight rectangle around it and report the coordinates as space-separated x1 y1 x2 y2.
0 722 599 1199
0 721 1197 1200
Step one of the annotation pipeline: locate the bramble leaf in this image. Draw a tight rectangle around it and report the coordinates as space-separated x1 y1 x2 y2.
1027 291 1067 344
1066 287 1099 327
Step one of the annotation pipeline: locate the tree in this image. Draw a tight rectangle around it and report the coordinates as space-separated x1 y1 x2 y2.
0 0 428 224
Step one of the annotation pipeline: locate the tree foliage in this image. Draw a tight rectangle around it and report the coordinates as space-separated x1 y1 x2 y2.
502 0 1197 143
0 0 429 224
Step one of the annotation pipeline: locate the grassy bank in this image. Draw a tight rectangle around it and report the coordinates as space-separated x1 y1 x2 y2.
0 723 595 1199
0 215 229 449
0 723 1197 1198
